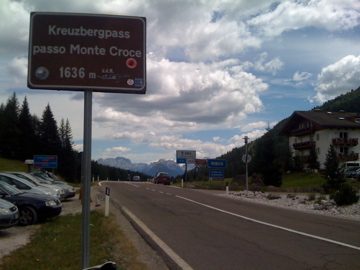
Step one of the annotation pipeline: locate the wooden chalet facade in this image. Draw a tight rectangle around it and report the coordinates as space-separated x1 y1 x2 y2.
279 110 360 169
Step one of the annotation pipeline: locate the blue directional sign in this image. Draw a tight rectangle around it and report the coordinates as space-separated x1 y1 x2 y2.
207 159 227 169
176 158 187 164
209 169 224 178
33 155 58 168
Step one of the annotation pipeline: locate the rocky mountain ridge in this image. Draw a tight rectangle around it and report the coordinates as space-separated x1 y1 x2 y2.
96 157 185 177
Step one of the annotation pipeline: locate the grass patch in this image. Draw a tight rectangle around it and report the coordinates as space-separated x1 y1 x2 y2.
281 172 325 190
1 211 148 270
0 158 28 172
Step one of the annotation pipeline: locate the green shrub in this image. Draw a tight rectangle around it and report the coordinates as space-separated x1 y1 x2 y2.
330 184 359 206
315 195 326 204
307 193 316 201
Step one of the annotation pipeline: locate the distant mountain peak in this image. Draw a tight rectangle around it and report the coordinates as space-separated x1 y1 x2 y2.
96 157 184 177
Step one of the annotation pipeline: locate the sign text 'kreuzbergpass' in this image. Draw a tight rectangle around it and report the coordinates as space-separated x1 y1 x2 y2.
28 13 146 94
33 25 141 57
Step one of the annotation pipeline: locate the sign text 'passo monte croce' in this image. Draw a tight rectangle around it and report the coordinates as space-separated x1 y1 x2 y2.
28 12 146 94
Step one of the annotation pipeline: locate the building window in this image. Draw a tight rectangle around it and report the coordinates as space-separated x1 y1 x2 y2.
340 132 348 139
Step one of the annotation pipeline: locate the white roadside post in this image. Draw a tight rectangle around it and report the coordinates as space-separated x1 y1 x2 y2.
105 187 110 217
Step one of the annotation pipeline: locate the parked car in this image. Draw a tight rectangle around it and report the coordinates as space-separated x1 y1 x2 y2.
154 172 171 185
30 173 76 199
0 181 62 225
0 173 58 198
0 198 19 229
353 168 360 180
5 172 65 200
344 166 360 178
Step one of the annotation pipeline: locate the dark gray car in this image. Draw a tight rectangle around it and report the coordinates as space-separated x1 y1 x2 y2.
0 198 19 229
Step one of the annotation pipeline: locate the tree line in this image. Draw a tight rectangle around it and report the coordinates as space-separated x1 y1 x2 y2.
0 92 143 183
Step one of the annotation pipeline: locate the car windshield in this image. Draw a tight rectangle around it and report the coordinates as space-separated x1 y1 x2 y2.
13 173 40 185
0 181 23 196
19 179 36 188
32 173 53 181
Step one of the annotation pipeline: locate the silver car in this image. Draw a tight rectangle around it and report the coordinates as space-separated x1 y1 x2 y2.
31 173 76 199
0 173 58 198
6 172 65 201
0 198 19 229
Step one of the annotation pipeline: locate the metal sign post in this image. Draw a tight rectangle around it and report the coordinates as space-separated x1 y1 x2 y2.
82 90 92 267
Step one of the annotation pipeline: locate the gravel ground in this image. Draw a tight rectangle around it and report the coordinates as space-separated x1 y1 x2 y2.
221 190 360 221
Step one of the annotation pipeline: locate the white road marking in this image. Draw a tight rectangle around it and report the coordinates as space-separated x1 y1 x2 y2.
176 195 360 251
122 207 194 270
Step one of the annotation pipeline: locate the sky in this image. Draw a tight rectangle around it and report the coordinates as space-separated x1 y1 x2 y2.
1 0 360 164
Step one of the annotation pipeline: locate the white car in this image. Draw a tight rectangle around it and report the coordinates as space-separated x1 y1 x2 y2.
0 173 58 199
6 172 65 201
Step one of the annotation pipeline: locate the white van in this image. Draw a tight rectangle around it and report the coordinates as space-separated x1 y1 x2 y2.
341 161 360 170
132 176 140 181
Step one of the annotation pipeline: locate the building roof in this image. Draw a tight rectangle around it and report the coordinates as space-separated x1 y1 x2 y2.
279 110 360 136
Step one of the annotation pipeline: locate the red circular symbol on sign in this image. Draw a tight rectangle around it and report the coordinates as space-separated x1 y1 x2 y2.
126 58 137 68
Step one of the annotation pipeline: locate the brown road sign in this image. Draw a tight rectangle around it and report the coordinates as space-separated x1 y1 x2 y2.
28 12 146 94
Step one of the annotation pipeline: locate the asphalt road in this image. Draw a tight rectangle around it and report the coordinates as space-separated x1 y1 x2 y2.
103 181 360 270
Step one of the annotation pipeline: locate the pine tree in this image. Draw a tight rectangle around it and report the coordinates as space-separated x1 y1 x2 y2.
18 97 36 160
254 130 282 187
0 93 20 158
39 104 61 154
307 136 320 172
322 144 345 193
58 118 77 182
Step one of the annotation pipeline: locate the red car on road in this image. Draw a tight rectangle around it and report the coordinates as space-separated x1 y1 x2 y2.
154 172 171 185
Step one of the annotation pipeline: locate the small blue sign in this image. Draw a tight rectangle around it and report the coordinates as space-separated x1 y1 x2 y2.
177 158 187 164
209 169 224 178
207 159 227 169
33 155 58 168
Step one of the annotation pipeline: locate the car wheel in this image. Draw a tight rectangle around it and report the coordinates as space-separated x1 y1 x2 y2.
19 206 38 225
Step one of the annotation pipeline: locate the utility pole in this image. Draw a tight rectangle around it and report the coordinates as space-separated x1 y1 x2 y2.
243 136 249 191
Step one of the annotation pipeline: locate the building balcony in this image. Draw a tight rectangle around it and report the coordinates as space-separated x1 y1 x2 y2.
291 127 314 137
293 141 314 150
332 138 358 146
337 153 359 162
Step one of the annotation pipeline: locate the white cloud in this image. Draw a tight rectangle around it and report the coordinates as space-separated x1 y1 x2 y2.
253 52 284 75
240 121 268 132
93 56 268 135
292 71 313 82
230 129 267 144
0 0 29 55
148 134 234 159
248 0 360 38
284 71 313 87
104 146 131 155
313 54 360 103
7 57 28 84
